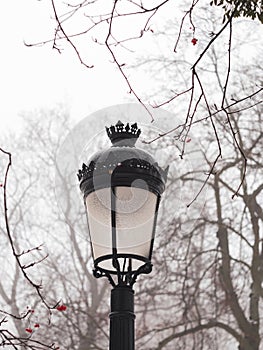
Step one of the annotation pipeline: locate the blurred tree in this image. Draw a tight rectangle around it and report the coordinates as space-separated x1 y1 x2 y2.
1 9 263 341
130 68 263 348
0 109 113 349
2 1 263 349
0 144 60 348
1 86 262 349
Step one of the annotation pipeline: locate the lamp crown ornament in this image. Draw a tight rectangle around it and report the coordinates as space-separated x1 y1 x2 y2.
106 120 141 146
77 121 168 197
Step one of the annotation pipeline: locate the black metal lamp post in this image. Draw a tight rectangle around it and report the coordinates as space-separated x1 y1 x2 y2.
77 121 168 350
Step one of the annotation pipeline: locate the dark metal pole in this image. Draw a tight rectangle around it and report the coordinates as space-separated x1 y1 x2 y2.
109 285 135 350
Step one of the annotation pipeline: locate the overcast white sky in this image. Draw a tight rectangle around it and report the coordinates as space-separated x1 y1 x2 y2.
1 0 261 134
0 0 135 132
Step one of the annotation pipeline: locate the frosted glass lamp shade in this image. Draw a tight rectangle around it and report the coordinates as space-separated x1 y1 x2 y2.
86 186 158 273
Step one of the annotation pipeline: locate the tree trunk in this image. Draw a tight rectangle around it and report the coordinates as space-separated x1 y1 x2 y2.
239 329 260 350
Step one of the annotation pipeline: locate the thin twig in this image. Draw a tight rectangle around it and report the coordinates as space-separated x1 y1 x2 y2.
50 0 94 68
105 0 155 121
174 0 200 53
0 148 56 310
186 69 222 207
220 19 247 199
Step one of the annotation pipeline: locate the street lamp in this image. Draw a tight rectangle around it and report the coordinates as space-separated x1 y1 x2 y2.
77 121 168 350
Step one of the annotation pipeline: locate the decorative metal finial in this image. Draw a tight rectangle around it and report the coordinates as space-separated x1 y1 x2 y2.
106 121 141 146
77 121 169 194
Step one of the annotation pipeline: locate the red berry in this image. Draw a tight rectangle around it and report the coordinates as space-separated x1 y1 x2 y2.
25 328 33 333
191 38 198 45
34 323 40 328
56 305 67 311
